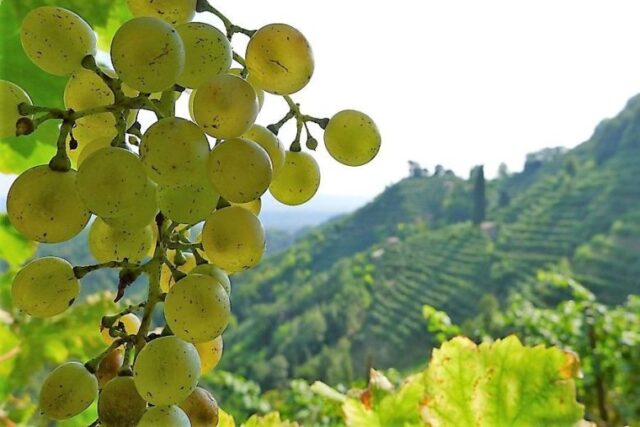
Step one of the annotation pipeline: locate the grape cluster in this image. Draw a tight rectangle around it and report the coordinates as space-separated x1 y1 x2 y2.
2 0 380 425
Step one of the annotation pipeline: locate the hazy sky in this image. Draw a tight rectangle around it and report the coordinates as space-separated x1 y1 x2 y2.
3 0 640 202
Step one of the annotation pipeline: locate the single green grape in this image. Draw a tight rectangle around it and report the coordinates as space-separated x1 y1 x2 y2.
230 198 262 216
133 335 200 405
96 349 124 388
207 138 272 203
242 124 286 177
76 136 112 167
201 206 265 273
39 362 98 420
21 7 96 76
88 218 155 263
229 68 265 110
269 151 320 205
158 183 219 224
190 263 231 296
103 179 158 231
0 80 31 138
246 23 314 95
191 74 259 138
324 110 381 166
160 249 197 293
127 0 196 25
11 257 79 318
140 117 210 185
76 147 149 218
137 406 191 427
100 313 141 344
98 376 147 427
194 336 224 375
165 274 231 343
7 166 90 243
176 22 232 89
111 17 185 92
179 387 220 427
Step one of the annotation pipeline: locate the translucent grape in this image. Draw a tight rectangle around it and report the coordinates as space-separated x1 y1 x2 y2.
127 0 196 25
158 183 219 224
176 22 232 89
324 110 381 166
76 147 149 218
0 80 31 138
201 206 265 273
76 136 112 166
89 218 155 263
191 74 259 138
11 257 79 318
160 249 197 293
229 68 265 110
20 7 96 76
165 274 231 343
140 117 210 185
194 336 223 374
103 180 158 231
208 138 272 203
246 24 314 95
231 198 262 216
133 335 200 405
98 376 147 427
137 406 190 427
179 387 219 427
7 166 90 243
190 264 231 296
100 313 141 344
242 125 285 177
96 349 124 388
269 151 320 205
39 362 98 420
111 17 185 92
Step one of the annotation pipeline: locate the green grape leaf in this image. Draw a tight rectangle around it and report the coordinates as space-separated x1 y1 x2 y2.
0 214 36 269
0 322 19 401
242 412 300 427
423 335 584 427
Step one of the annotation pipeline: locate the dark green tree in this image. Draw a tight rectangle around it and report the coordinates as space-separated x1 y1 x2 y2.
472 165 486 225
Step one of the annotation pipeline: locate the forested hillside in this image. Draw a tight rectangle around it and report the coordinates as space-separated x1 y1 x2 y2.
224 94 640 387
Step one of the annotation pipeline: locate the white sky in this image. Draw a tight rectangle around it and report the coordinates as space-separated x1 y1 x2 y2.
3 0 640 201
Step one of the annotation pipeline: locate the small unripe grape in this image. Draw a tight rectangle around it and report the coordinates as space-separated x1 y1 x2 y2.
324 110 381 166
133 336 200 405
127 0 196 25
0 80 31 138
21 7 96 76
165 274 231 343
137 406 191 427
140 117 210 185
231 198 262 216
96 349 124 388
207 138 272 203
194 336 224 374
76 147 149 218
246 24 314 95
88 218 155 263
242 125 286 177
191 74 259 138
190 264 231 296
160 250 197 293
176 22 232 89
40 362 98 420
111 17 185 92
201 206 266 273
98 376 147 427
100 313 141 344
7 166 90 243
269 151 320 205
179 387 220 427
12 257 79 318
158 183 219 225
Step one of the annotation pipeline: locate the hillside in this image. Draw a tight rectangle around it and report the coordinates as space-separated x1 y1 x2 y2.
223 95 640 387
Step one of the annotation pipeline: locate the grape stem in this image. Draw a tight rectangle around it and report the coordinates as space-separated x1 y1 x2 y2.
73 260 140 279
85 338 124 373
101 302 146 329
196 0 256 39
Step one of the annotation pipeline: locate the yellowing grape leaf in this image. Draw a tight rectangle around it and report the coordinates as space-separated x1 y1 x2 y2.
423 335 584 427
218 409 237 427
242 412 300 427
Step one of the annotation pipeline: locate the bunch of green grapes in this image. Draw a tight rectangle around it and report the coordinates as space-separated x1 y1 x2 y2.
2 0 381 424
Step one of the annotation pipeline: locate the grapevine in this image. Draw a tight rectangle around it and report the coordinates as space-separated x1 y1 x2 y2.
2 0 381 425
